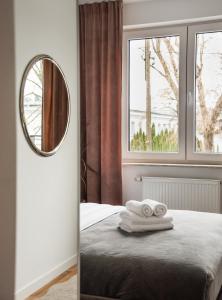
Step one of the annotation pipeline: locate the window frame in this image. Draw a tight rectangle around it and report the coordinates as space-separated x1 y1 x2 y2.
187 21 222 163
122 26 187 162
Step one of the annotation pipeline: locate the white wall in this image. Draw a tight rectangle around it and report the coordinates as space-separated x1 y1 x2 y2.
14 1 79 299
123 0 222 27
122 0 222 202
0 1 16 299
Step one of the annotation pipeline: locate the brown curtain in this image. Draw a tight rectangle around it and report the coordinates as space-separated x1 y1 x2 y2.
79 0 123 205
42 60 68 152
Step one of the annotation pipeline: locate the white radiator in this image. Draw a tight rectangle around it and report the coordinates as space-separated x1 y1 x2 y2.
142 177 221 213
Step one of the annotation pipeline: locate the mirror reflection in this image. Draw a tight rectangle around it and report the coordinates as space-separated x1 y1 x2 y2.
21 56 69 156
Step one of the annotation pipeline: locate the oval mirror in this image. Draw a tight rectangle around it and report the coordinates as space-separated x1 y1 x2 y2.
20 55 70 156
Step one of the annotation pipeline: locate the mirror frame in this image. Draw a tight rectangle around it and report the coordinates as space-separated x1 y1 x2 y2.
20 54 71 157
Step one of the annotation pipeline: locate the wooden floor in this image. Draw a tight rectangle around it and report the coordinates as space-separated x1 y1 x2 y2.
26 265 77 300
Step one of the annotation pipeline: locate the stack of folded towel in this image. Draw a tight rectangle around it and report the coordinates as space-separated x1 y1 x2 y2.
119 199 173 233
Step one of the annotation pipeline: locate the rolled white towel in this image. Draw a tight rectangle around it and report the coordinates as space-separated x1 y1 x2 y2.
119 221 173 233
143 199 167 217
120 209 173 226
126 200 153 217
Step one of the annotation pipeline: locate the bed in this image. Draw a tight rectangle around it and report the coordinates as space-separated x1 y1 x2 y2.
80 203 222 300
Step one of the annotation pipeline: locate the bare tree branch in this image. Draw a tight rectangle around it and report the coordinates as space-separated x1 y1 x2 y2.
27 79 42 90
152 39 179 105
163 38 179 83
196 35 210 149
210 94 222 127
33 63 43 83
150 64 166 78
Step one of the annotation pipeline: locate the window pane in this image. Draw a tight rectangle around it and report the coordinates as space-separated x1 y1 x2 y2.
195 31 222 153
129 36 179 153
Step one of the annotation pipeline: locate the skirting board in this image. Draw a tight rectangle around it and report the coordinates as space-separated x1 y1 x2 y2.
15 254 77 300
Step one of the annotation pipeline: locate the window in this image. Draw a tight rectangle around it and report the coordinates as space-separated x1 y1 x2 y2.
123 22 222 163
24 60 43 149
129 35 179 153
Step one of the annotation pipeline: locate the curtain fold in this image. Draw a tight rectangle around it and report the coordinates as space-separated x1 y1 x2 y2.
42 60 68 152
79 0 123 205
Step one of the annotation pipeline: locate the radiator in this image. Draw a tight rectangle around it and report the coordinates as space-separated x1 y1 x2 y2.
142 177 221 213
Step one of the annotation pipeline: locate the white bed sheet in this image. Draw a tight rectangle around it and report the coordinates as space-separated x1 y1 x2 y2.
80 203 124 231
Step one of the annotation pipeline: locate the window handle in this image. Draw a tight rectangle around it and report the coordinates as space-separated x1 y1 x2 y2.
188 91 193 106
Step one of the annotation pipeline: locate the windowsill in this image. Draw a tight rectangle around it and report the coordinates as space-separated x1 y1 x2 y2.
122 161 222 168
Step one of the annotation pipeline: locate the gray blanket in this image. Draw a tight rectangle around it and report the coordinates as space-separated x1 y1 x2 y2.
80 210 222 300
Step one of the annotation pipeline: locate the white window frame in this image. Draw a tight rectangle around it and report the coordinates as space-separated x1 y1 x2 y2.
187 21 222 163
122 26 187 162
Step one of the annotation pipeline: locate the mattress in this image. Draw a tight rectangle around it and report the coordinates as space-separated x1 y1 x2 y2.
80 203 222 300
